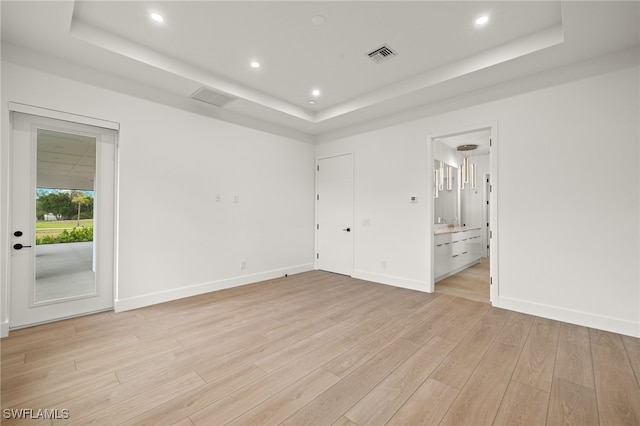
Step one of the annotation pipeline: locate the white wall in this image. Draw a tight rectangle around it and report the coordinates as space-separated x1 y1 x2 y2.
316 64 639 337
1 61 315 332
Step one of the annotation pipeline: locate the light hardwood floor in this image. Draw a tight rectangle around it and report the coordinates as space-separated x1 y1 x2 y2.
2 271 639 425
436 257 490 303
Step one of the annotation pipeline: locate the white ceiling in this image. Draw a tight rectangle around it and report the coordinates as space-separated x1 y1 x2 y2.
438 129 491 157
37 129 96 190
2 1 639 141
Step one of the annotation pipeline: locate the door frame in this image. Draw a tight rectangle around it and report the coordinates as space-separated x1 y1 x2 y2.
314 152 355 275
427 121 498 304
2 103 119 336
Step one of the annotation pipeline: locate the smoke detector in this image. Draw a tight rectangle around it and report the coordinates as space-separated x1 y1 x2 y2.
367 44 398 64
190 87 238 107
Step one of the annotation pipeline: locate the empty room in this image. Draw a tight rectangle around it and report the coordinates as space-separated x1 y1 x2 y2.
1 1 639 425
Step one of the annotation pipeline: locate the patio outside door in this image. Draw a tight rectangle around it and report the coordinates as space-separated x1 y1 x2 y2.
9 112 116 329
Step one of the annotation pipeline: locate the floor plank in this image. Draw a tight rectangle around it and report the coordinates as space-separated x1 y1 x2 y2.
125 364 267 426
282 339 420 426
621 334 640 374
546 378 599 426
344 336 457 425
386 378 459 426
493 381 549 426
554 337 595 389
438 341 521 426
66 372 205 425
511 317 560 392
226 367 340 425
591 343 640 425
430 308 510 390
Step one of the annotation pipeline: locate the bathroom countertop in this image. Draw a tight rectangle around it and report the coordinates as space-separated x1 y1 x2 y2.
434 226 481 235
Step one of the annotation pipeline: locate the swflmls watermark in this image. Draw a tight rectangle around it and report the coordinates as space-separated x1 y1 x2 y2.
3 408 70 420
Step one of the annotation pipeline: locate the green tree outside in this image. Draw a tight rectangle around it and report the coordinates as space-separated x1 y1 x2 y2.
72 193 92 226
36 189 94 220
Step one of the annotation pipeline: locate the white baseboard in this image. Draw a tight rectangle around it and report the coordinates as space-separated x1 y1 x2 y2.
1 321 8 338
352 270 429 293
114 263 314 313
496 296 640 338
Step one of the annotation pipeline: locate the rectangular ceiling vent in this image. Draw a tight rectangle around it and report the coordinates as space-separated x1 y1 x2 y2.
367 44 398 64
191 87 238 107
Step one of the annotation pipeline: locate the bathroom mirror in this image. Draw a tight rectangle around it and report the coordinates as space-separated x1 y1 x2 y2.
434 159 459 225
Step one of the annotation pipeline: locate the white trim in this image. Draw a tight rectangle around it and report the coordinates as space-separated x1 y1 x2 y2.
7 309 112 332
8 102 119 131
497 296 640 338
488 122 498 304
114 263 314 313
353 270 428 293
1 321 8 338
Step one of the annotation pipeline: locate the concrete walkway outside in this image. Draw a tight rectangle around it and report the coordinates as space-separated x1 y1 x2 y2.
35 241 95 302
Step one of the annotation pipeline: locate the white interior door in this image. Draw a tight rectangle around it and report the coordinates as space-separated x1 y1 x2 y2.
316 154 353 276
9 112 116 329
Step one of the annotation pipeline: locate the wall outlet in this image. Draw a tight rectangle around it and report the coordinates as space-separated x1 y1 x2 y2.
216 194 221 202
381 260 387 269
240 260 246 270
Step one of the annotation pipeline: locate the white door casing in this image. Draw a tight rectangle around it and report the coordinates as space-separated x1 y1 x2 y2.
9 112 116 329
429 121 498 305
316 153 354 276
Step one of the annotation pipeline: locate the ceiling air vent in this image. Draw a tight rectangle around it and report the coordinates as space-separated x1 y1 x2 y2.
367 44 398 64
190 87 238 107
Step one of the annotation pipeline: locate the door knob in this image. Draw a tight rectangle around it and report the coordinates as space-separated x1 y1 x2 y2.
13 243 32 250
342 227 351 232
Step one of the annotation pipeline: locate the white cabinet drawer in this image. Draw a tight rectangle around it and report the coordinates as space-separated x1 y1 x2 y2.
451 240 465 256
434 228 482 281
434 234 451 245
465 229 481 239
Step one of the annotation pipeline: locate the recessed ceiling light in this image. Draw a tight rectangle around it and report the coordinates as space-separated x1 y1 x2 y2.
311 88 321 97
312 15 326 26
150 13 164 23
250 61 261 69
308 100 316 105
475 15 489 26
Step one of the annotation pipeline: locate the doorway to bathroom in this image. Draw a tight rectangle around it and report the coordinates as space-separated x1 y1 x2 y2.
429 123 497 304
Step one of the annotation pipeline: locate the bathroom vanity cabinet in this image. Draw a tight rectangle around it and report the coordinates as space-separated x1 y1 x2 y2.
434 227 482 281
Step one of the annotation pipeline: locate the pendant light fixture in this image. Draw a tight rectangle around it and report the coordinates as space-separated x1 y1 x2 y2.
447 166 453 190
457 144 478 190
438 161 444 191
470 163 477 189
462 157 469 184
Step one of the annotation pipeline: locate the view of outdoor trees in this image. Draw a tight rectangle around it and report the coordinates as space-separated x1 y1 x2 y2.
36 189 94 245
